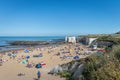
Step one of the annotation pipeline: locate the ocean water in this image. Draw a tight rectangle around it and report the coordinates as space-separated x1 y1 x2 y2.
0 36 65 46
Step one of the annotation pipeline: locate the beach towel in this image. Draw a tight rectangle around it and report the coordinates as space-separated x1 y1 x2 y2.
33 54 43 58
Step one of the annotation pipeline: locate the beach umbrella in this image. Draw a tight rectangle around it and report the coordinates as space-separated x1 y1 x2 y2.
35 63 42 68
22 60 27 64
24 49 29 53
41 62 46 66
8 53 12 56
73 56 79 59
26 55 30 59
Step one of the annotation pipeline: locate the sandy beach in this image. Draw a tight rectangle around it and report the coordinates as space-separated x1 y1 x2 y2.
0 43 93 80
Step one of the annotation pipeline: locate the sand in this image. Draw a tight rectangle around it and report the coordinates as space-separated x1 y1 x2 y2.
0 43 92 80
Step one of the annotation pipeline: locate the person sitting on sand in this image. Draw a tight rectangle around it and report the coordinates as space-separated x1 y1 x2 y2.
17 73 25 76
26 62 32 68
0 59 3 66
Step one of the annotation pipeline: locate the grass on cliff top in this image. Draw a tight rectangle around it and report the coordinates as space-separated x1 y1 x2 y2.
97 35 120 44
78 34 120 38
82 46 120 80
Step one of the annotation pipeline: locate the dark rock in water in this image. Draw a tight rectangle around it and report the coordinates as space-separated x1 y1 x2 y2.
9 41 48 45
9 41 65 46
51 39 65 42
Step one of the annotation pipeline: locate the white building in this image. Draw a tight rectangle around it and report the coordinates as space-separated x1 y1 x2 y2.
65 36 76 43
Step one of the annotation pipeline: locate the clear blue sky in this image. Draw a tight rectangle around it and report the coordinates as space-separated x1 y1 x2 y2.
0 0 120 36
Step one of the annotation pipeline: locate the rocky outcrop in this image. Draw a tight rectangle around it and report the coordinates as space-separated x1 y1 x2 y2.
9 41 48 45
115 31 120 34
69 62 80 74
49 60 85 80
72 64 85 80
91 40 115 48
9 41 65 46
48 65 63 74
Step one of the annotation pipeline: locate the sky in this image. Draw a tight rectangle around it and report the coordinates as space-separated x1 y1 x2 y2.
0 0 120 36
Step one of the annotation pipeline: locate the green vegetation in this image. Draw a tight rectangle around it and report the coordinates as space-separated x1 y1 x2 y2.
97 35 120 44
78 34 120 39
57 71 72 80
83 46 120 80
59 34 120 80
58 45 120 80
78 34 108 38
115 31 120 34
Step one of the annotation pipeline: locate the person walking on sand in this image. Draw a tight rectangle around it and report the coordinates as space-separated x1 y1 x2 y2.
37 70 41 80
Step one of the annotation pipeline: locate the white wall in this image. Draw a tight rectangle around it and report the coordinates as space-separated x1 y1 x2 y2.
65 37 68 42
65 36 76 43
89 38 97 45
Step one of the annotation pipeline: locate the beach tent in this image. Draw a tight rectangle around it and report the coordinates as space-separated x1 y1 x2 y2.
96 50 105 55
35 63 42 68
8 53 12 56
24 49 29 53
97 51 103 55
73 56 79 59
22 60 28 64
26 55 30 59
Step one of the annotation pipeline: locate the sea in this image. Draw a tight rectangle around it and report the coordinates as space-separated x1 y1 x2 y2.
0 36 65 52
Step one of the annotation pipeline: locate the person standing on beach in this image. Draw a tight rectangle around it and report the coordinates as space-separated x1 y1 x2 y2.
37 70 41 80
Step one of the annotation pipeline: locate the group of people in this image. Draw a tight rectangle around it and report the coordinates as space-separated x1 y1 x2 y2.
0 43 93 80
51 43 89 60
